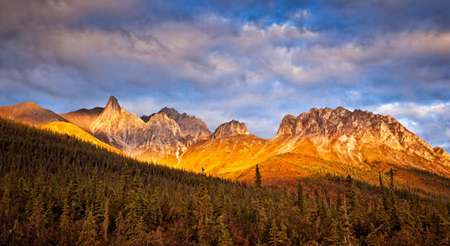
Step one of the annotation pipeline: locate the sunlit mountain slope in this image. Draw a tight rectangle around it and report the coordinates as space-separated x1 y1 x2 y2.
1 99 449 196
0 102 66 126
42 121 122 154
179 107 450 196
62 107 103 131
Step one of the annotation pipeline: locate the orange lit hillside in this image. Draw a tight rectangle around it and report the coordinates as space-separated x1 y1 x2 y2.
179 135 266 178
42 121 122 154
237 152 450 197
179 132 450 197
0 102 66 126
2 99 449 197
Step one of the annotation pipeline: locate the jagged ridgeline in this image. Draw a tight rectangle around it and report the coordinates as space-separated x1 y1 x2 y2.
2 97 449 197
0 118 449 245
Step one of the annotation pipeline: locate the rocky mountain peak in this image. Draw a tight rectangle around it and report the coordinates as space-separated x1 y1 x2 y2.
276 106 404 138
212 120 249 139
274 106 449 165
146 112 180 129
277 114 297 136
104 96 121 112
159 107 180 118
142 107 211 145
91 97 146 150
90 98 191 163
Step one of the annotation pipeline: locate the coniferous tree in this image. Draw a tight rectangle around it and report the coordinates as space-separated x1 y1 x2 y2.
268 220 280 246
336 194 342 212
145 192 163 228
130 216 148 245
339 199 353 246
388 205 401 234
297 180 305 214
345 175 358 212
278 221 290 246
256 199 268 244
59 197 72 243
428 212 446 245
379 171 391 212
196 190 215 246
114 212 127 245
0 119 448 245
325 218 339 245
217 214 233 246
125 192 148 243
0 187 10 219
378 172 384 189
447 202 450 220
77 209 98 246
11 219 24 244
268 219 290 246
386 169 401 235
255 164 262 188
101 199 110 243
387 168 395 190
28 197 45 242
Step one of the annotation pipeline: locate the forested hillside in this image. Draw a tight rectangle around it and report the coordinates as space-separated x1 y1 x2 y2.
0 118 449 245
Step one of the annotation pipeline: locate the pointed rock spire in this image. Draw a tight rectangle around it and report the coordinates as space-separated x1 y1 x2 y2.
104 96 121 111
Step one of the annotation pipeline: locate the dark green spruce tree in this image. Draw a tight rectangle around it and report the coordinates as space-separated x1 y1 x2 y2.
297 180 305 214
255 164 262 188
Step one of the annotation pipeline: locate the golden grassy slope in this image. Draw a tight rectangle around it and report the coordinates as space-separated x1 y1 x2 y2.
0 102 66 126
178 134 450 197
135 151 180 167
42 121 122 154
62 107 103 131
179 135 266 177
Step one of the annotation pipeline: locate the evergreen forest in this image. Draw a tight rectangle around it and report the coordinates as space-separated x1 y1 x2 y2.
0 118 449 245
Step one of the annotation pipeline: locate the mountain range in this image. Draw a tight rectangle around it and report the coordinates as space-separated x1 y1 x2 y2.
1 96 449 195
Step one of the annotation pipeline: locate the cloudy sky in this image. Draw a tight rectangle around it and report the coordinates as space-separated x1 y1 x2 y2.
0 0 449 149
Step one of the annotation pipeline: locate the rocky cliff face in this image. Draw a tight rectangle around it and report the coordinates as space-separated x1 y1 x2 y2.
278 107 403 138
212 120 249 139
91 96 151 153
276 107 433 153
274 107 449 175
276 114 297 136
90 97 214 164
138 112 187 163
142 107 211 146
90 97 185 162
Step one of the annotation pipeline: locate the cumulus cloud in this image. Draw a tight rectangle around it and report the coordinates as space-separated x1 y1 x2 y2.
373 102 450 149
375 102 450 119
0 0 449 148
0 0 136 35
3 3 449 90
